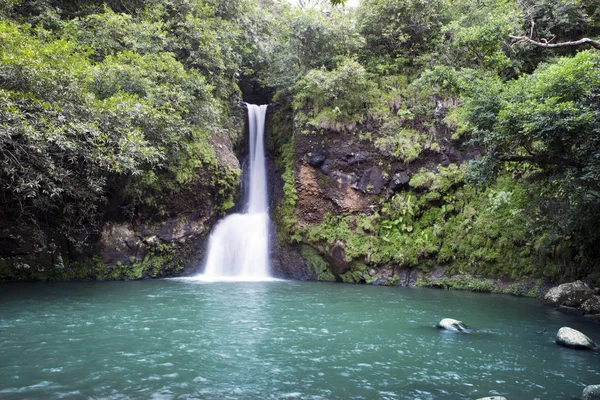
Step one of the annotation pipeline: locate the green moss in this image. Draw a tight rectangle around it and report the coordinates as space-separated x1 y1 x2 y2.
300 245 335 282
417 276 495 292
273 137 300 243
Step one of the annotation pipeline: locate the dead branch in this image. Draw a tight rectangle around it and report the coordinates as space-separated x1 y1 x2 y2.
509 35 600 50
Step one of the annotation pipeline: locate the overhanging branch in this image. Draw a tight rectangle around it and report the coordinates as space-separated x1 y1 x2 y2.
509 35 600 50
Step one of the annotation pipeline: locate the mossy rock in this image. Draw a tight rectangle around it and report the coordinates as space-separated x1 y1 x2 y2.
300 245 335 282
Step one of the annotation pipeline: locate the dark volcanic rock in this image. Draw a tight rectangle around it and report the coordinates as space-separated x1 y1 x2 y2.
308 151 327 168
345 151 369 166
390 171 411 191
320 163 331 175
357 166 387 194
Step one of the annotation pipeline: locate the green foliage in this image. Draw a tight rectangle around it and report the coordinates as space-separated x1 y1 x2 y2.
0 252 184 282
259 4 365 92
440 0 518 75
357 0 448 73
0 2 245 251
418 276 496 292
460 51 600 277
2 0 600 287
293 58 379 130
374 126 426 162
409 164 465 192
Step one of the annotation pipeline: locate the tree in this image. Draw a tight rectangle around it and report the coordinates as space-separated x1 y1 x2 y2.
509 0 600 49
357 0 447 73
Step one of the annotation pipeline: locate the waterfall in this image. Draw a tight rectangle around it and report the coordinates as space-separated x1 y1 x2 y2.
200 104 272 281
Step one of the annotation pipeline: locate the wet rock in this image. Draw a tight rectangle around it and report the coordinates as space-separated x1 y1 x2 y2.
545 280 595 308
308 151 327 168
437 318 469 332
325 240 349 275
582 296 600 315
270 236 315 281
558 305 585 316
555 327 596 349
583 384 600 400
357 167 387 195
372 278 390 286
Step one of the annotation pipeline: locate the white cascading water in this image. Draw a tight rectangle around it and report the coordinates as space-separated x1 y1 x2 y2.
200 104 271 281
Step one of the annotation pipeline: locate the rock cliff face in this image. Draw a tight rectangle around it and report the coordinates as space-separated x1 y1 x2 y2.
267 98 480 285
292 125 469 228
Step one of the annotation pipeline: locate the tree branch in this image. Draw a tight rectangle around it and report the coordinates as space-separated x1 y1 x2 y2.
498 154 582 168
509 35 600 50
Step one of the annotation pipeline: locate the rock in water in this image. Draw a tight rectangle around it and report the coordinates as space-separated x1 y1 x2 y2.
583 385 600 400
582 296 600 315
437 318 469 332
544 280 594 307
555 327 596 349
476 397 508 400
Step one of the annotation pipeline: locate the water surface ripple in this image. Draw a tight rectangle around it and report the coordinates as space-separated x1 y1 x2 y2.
1 280 599 399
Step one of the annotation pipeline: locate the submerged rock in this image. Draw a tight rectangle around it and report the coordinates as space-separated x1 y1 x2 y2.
437 318 469 332
544 280 595 308
555 327 596 349
583 384 600 400
476 397 508 400
558 305 585 316
584 314 600 323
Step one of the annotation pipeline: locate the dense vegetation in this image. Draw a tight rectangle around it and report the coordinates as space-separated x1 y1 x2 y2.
1 0 599 286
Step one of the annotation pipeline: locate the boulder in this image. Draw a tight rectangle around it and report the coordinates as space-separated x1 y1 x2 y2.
390 171 411 191
544 280 595 307
357 166 387 195
582 296 600 315
308 151 327 168
437 318 469 332
555 327 596 349
583 384 600 400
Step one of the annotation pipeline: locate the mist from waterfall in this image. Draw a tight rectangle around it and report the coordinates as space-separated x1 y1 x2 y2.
199 104 272 281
